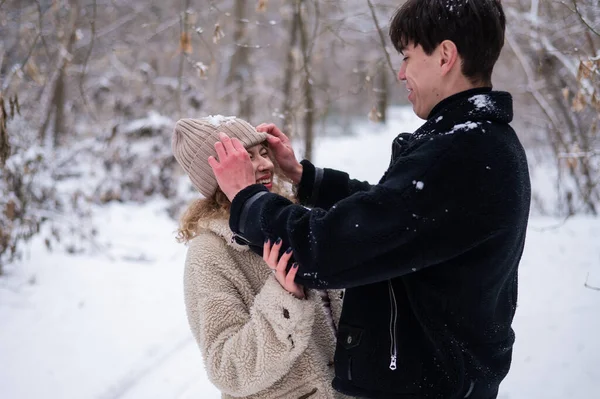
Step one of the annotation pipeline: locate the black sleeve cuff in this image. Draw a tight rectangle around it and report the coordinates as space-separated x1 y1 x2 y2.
229 184 269 240
297 160 324 206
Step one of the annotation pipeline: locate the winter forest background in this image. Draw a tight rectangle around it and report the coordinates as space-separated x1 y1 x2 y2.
0 1 599 398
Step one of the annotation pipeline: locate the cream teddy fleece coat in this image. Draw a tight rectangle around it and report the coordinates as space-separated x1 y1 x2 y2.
183 219 352 399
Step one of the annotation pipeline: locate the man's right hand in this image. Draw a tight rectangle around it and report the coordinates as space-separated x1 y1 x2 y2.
256 123 303 185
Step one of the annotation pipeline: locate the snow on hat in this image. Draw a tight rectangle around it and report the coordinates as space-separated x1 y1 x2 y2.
172 116 267 197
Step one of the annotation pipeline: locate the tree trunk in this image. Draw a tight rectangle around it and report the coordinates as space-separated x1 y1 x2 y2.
281 1 300 135
297 0 314 162
225 0 252 120
375 61 388 123
176 0 192 119
39 0 80 150
53 68 65 147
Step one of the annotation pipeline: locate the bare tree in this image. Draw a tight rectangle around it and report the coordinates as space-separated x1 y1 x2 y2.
281 0 300 135
177 0 193 118
367 0 396 123
38 0 81 150
297 0 315 161
506 0 599 215
225 0 253 120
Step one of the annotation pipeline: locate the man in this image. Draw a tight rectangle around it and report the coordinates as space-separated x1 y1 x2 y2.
207 0 531 398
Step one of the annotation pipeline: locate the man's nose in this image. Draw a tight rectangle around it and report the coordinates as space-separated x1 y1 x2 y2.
397 65 406 81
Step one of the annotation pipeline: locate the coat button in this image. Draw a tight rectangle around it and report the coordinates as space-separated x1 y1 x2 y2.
346 335 353 344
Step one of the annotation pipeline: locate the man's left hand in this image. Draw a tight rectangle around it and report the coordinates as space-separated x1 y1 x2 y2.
208 132 255 201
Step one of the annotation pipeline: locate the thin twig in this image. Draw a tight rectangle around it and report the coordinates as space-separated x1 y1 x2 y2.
584 273 600 291
209 0 223 13
137 17 179 44
234 42 271 48
197 33 216 65
529 214 573 232
570 0 600 38
366 0 397 80
20 34 40 70
74 7 144 50
558 150 600 159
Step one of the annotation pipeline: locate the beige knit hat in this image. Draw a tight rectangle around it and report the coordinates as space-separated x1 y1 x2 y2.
172 116 268 197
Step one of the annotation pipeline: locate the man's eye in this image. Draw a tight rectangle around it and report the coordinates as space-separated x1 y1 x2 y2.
403 57 409 62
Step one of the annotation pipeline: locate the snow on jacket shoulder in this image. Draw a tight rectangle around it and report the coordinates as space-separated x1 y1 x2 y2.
183 218 349 399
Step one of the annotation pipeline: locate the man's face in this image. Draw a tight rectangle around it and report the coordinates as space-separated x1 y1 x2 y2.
397 43 442 119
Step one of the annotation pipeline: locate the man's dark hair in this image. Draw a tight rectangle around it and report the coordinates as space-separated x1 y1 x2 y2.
389 0 506 85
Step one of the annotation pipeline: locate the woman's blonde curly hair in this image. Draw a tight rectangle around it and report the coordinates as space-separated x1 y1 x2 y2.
176 145 294 243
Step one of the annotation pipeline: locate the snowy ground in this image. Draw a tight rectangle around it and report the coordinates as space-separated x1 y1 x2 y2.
1 107 599 399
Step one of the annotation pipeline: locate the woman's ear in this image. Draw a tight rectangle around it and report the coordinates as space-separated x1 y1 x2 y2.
439 40 459 76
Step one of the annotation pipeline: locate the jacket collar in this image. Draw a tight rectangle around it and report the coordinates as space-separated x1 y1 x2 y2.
427 87 492 119
198 218 250 252
413 88 513 140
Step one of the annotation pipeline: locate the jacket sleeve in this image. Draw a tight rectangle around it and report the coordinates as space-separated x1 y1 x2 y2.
295 159 372 209
230 133 512 289
184 243 316 397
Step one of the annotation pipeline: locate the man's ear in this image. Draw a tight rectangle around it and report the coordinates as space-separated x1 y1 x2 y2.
439 40 459 76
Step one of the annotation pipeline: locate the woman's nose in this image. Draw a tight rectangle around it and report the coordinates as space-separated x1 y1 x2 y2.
259 158 273 171
257 159 266 170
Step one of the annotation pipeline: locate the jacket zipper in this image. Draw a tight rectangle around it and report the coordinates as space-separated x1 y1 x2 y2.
388 280 398 371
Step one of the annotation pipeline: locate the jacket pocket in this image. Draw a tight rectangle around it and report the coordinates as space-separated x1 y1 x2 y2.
339 324 363 349
336 324 363 382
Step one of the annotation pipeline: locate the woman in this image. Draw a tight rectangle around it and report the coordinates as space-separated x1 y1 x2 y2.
172 116 349 399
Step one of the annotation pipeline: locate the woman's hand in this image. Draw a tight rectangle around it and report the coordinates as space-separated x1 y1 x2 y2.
263 238 305 299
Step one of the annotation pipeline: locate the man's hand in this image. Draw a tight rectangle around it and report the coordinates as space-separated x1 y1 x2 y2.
256 123 303 185
208 132 256 201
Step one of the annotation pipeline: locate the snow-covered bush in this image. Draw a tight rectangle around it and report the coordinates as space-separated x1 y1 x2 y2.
93 112 179 204
0 116 96 272
0 110 187 272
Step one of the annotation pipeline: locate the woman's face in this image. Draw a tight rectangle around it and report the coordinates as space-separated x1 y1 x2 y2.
247 143 274 191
